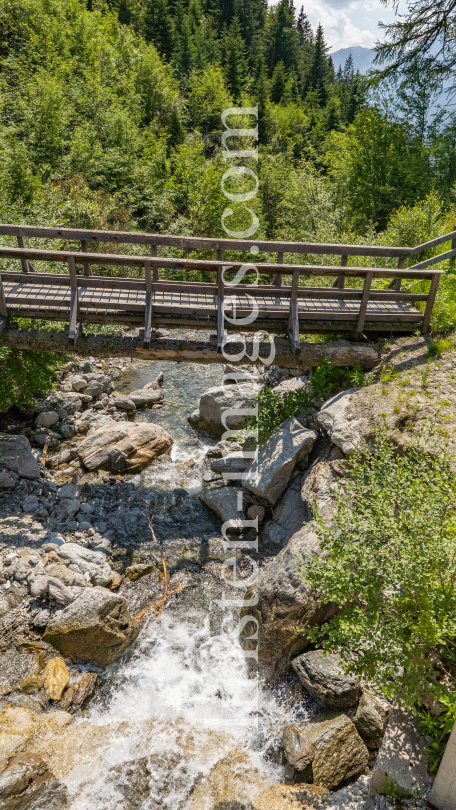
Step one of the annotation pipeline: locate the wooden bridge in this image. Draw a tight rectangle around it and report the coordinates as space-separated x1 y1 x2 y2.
0 223 451 353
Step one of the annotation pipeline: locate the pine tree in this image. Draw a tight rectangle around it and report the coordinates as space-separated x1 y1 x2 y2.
297 5 312 43
223 15 246 101
270 61 286 102
343 53 354 86
142 0 175 59
307 23 329 106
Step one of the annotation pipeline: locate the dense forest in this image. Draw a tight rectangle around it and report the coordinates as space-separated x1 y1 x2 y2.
1 0 456 333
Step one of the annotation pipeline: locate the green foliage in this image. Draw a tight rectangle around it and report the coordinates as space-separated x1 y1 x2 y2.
0 349 60 411
418 706 456 773
427 337 453 358
302 431 456 712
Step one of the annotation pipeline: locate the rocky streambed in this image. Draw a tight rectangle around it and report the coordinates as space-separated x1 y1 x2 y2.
0 336 439 810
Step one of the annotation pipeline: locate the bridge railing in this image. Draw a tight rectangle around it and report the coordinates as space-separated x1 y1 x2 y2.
0 243 443 350
0 221 455 286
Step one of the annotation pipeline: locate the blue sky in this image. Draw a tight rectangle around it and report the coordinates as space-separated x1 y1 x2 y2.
295 0 407 52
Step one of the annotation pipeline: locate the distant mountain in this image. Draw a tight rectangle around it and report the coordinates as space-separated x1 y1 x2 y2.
330 46 375 74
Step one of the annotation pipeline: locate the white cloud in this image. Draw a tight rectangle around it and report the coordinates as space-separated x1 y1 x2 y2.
290 0 403 52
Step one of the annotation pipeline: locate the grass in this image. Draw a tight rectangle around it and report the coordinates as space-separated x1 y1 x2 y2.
427 337 453 358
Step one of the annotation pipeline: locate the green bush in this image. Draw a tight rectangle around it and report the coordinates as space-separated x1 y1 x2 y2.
0 348 60 412
301 431 456 713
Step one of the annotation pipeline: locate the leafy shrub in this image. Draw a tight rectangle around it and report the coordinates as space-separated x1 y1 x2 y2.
301 431 456 713
0 349 59 411
427 336 453 358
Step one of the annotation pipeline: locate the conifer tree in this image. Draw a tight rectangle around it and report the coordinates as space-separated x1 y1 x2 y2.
307 23 329 105
142 0 175 58
223 15 246 101
297 6 313 42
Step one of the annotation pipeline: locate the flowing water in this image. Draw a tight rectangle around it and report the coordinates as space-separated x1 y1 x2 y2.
57 359 310 809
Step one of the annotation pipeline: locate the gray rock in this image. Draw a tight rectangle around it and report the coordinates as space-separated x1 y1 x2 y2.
56 498 80 519
47 576 74 605
0 470 16 489
30 576 49 598
300 459 340 523
79 502 93 514
77 421 172 472
240 522 337 680
0 434 41 480
70 375 87 391
43 586 140 666
354 691 390 748
210 452 250 477
317 389 369 455
368 702 432 799
244 419 317 506
58 484 81 500
112 394 136 411
262 481 306 548
46 532 65 546
188 383 259 438
22 495 40 514
199 485 245 531
128 388 164 407
298 713 369 790
59 424 77 440
32 608 51 628
35 411 59 428
82 381 103 398
57 543 113 586
273 375 310 395
291 650 360 709
282 724 315 771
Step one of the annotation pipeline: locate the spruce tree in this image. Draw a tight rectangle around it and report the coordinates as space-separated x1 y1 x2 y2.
223 16 246 101
307 23 329 105
142 0 175 59
297 5 313 42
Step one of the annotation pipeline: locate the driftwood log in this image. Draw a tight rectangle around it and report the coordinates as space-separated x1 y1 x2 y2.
0 326 380 368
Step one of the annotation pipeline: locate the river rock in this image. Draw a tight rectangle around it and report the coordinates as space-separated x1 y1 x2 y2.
58 483 81 500
70 375 87 391
244 419 318 506
0 434 40 480
43 586 140 666
300 458 340 523
317 389 370 455
47 576 75 606
240 522 337 679
199 484 245 530
77 421 172 472
210 452 250 477
0 752 68 810
273 375 311 395
354 691 390 748
56 498 80 519
282 724 315 771
251 784 329 810
35 410 59 428
188 382 259 438
43 658 70 700
291 650 360 709
262 478 306 548
128 388 164 407
298 713 369 789
56 543 112 586
60 672 97 713
112 394 136 411
0 470 16 488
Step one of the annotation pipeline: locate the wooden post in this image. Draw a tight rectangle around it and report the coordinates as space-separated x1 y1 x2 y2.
17 233 34 274
217 248 223 262
422 273 441 334
67 255 80 346
273 251 283 287
337 254 348 288
216 265 225 352
450 237 456 270
143 260 153 347
81 239 92 277
394 256 405 290
0 273 8 320
288 268 300 353
356 271 373 336
151 244 159 281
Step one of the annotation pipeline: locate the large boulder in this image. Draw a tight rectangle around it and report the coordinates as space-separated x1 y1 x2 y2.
76 421 172 472
0 434 40 480
244 419 317 506
298 713 369 789
43 586 140 666
300 458 341 523
317 389 369 455
188 383 259 438
199 484 245 530
128 388 164 407
240 522 337 680
354 691 390 749
0 752 67 810
291 650 360 710
262 476 306 548
57 543 113 586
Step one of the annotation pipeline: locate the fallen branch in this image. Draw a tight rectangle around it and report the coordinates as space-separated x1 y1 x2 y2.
133 519 181 623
